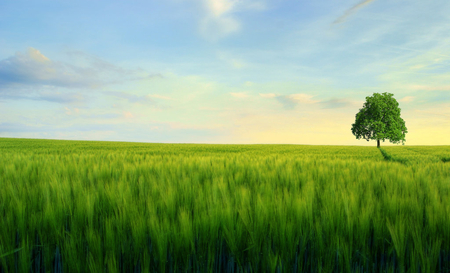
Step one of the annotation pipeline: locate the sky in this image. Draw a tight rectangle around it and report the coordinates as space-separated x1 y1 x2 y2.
1 0 449 145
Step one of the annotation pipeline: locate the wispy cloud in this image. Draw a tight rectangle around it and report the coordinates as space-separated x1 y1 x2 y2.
0 48 162 106
399 96 415 103
106 91 173 110
318 98 356 109
123 111 134 118
200 0 240 41
147 94 173 100
107 91 156 104
287 94 318 104
0 122 119 134
0 48 98 88
199 106 223 111
38 91 86 104
275 94 317 110
0 122 45 133
205 0 235 17
199 0 265 41
64 107 80 115
262 93 319 110
88 113 122 119
0 48 158 90
0 88 86 104
230 92 249 98
415 109 450 119
333 0 376 25
408 85 450 91
259 93 358 110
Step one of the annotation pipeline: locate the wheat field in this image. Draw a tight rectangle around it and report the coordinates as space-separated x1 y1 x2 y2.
0 138 449 272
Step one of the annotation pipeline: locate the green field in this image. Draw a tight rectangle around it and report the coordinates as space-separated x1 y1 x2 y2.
1 138 449 273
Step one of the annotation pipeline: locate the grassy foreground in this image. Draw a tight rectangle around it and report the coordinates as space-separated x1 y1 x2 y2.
0 138 449 273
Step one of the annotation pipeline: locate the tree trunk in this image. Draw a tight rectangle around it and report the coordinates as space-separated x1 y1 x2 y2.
377 139 380 148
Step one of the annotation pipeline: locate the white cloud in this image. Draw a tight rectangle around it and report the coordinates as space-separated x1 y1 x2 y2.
123 111 134 118
399 96 414 102
259 93 318 109
408 85 450 91
64 107 80 115
199 0 265 41
230 92 249 98
28 48 50 63
146 94 173 100
0 48 152 91
167 121 225 130
199 106 220 111
287 93 318 104
203 0 266 17
205 0 235 17
0 87 86 104
410 65 425 70
319 98 357 109
199 15 240 41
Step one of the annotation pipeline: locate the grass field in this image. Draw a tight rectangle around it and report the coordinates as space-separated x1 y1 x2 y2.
0 138 449 272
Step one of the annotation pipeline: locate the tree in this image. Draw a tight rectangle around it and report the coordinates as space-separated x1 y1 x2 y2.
351 92 407 148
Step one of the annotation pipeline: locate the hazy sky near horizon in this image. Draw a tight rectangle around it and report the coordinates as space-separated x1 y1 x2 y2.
1 0 449 145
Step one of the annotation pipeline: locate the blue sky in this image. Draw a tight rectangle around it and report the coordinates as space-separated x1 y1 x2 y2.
1 0 449 145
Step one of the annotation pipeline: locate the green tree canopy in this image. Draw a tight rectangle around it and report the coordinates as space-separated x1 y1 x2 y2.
351 92 407 147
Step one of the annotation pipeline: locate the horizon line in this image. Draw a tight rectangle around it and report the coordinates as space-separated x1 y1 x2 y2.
0 137 443 146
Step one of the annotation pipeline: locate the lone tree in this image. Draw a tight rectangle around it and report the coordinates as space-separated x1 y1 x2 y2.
352 92 407 148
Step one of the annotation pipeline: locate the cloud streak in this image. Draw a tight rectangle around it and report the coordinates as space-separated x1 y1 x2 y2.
147 94 173 100
318 98 357 109
200 0 240 41
0 48 100 88
259 93 359 110
107 91 156 104
333 0 376 24
0 88 86 104
399 96 414 103
230 92 249 98
106 92 173 109
259 93 318 110
0 48 157 90
275 94 318 110
408 84 450 91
